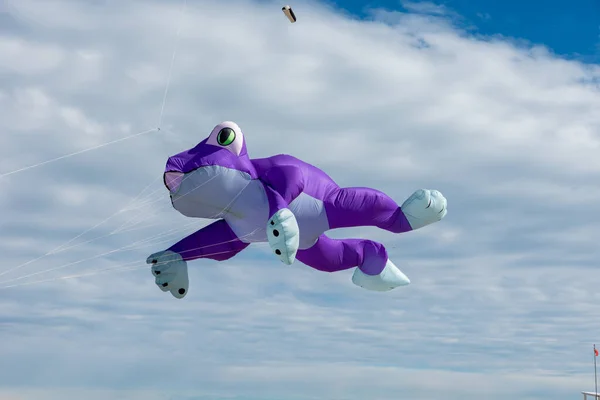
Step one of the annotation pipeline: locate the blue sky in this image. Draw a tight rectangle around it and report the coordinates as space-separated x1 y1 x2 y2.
336 0 600 62
0 0 600 399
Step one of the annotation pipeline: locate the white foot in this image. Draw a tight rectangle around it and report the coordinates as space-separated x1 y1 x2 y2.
267 208 300 265
351 259 410 292
401 189 447 230
146 250 189 299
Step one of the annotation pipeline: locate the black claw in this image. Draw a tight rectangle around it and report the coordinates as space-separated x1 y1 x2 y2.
178 288 186 295
152 260 157 264
426 199 432 208
270 220 274 225
162 282 168 287
155 270 161 275
273 229 279 237
275 249 281 255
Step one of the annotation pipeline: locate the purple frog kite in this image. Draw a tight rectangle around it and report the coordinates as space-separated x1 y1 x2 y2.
147 121 447 299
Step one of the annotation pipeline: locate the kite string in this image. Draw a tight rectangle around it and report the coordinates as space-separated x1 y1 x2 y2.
0 174 163 279
109 169 251 255
35 165 246 281
0 128 157 179
49 218 201 262
0 0 190 279
112 156 226 235
0 0 265 291
0 243 257 291
1 164 223 283
111 168 223 234
45 217 180 258
3 168 252 285
0 261 144 290
0 220 201 285
0 0 188 178
34 177 170 257
158 0 187 129
0 226 262 286
17 164 251 285
51 174 164 254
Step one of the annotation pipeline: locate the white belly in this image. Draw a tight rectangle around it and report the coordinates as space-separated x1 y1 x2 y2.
288 192 329 249
228 192 330 248
170 165 329 248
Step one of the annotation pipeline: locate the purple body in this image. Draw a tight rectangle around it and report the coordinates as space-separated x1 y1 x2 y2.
161 122 414 276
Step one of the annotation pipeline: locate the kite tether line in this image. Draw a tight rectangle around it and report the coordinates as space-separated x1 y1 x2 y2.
0 0 187 179
0 0 190 283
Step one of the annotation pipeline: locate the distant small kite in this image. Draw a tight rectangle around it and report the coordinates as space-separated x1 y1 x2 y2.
282 5 297 23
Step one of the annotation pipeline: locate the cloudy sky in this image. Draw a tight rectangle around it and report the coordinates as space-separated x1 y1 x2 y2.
1 0 600 399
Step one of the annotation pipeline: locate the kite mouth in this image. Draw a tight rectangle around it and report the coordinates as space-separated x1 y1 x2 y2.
164 171 184 194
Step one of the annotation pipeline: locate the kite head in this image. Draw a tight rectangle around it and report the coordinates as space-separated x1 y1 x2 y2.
163 121 256 193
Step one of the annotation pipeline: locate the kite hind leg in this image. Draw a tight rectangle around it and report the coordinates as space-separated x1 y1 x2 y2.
324 187 447 233
295 234 410 291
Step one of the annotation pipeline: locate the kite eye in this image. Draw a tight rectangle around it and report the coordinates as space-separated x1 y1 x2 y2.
217 128 236 146
207 122 244 156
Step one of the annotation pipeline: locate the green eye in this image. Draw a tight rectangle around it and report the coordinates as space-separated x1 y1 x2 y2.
217 128 236 146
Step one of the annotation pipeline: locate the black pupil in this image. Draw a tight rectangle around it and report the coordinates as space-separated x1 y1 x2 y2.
218 128 234 144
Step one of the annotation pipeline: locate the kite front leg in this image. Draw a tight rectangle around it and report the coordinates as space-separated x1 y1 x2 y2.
165 219 249 262
146 219 249 299
262 183 300 265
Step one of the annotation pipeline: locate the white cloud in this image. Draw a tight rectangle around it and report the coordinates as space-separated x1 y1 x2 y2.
401 1 451 16
0 37 65 75
0 0 599 399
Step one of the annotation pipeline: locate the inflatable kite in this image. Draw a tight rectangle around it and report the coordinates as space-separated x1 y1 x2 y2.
146 121 447 298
